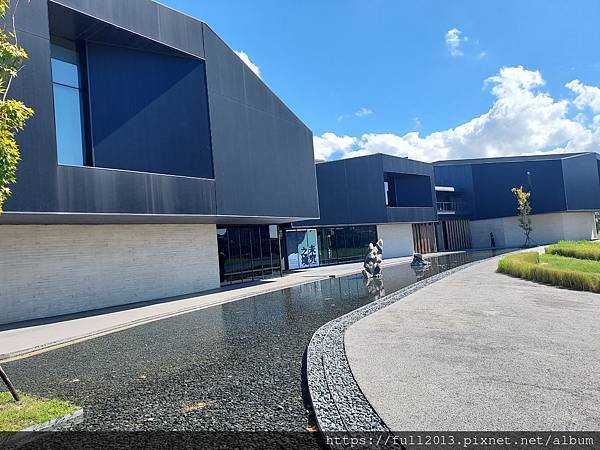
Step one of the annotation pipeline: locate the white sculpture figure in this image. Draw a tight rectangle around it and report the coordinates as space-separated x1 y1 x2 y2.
362 239 384 279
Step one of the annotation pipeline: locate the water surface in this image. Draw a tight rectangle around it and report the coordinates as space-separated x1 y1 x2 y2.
5 250 504 431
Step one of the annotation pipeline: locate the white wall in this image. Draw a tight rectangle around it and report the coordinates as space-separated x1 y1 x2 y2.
470 211 597 249
0 224 220 325
377 223 415 258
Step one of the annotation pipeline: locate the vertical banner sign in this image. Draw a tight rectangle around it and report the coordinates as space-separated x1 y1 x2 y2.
286 229 320 269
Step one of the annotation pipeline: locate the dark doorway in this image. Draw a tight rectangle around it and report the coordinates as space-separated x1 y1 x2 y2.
217 225 281 285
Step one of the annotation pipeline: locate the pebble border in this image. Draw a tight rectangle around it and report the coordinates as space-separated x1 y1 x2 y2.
306 256 506 432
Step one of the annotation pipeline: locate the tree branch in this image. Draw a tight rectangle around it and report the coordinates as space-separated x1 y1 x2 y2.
1 0 23 103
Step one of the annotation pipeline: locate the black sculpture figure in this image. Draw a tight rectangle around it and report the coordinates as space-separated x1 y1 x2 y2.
410 252 430 268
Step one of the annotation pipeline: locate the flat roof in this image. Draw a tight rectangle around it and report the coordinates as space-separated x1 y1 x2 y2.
318 151 600 168
434 152 598 166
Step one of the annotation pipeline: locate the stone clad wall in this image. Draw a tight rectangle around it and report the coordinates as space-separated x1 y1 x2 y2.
469 211 597 249
0 224 220 325
376 223 415 258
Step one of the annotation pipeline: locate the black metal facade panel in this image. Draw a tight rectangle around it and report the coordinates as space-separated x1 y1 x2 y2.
202 25 319 219
470 159 567 220
295 156 385 227
49 0 162 50
5 0 319 222
433 156 600 221
6 0 50 37
56 165 217 215
297 154 437 227
4 29 59 213
386 207 437 224
562 154 600 211
202 24 245 102
380 153 434 176
156 4 205 58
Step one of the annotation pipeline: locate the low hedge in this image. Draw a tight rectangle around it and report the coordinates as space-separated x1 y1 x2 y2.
497 252 600 293
546 240 600 261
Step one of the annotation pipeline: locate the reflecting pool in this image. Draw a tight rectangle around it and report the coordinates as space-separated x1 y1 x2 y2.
5 250 506 432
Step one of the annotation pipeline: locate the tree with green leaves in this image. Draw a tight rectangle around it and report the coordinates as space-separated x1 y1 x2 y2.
0 0 34 213
511 186 534 247
0 0 32 402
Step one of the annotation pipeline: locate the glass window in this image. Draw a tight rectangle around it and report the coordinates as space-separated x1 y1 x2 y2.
51 39 86 166
302 225 378 267
218 225 282 285
384 181 390 206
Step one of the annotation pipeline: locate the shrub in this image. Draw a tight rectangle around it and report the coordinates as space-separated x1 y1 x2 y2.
546 240 600 261
497 252 600 293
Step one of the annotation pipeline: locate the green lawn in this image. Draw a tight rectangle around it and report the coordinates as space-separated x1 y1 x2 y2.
546 240 600 261
540 253 600 274
0 392 78 432
497 250 600 293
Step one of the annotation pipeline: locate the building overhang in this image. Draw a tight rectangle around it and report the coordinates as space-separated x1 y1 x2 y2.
0 212 318 226
435 186 456 192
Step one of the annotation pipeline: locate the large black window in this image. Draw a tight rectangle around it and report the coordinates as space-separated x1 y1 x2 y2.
217 225 281 285
50 38 87 166
385 172 432 207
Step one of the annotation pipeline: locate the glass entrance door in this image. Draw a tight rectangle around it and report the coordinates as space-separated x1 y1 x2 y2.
217 225 281 285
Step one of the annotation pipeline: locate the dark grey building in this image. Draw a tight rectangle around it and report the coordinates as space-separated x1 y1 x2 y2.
434 152 600 248
287 152 600 270
0 0 318 325
287 154 439 268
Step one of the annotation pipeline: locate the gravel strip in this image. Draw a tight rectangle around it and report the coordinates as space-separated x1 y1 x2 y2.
307 255 509 432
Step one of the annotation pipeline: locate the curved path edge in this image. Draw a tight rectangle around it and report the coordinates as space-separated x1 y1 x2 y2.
306 254 508 433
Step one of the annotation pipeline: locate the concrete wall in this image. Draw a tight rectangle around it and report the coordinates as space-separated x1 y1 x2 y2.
470 212 597 249
0 224 220 325
377 224 415 258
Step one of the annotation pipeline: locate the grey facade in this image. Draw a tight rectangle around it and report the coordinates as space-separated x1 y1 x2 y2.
3 0 319 224
287 154 439 269
296 153 438 228
0 0 318 325
433 152 600 221
289 152 600 265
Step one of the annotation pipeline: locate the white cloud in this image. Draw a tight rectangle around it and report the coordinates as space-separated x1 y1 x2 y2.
313 132 357 162
566 79 600 113
412 117 422 129
446 28 488 59
445 28 464 57
337 107 374 121
314 66 600 162
235 50 261 78
355 107 374 117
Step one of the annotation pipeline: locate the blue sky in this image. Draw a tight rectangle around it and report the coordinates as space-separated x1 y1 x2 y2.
161 0 600 161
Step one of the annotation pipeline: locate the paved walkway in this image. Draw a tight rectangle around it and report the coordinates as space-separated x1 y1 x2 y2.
345 256 600 430
0 253 452 362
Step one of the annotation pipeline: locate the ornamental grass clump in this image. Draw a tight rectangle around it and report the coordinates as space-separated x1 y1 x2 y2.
546 240 600 261
497 252 600 293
